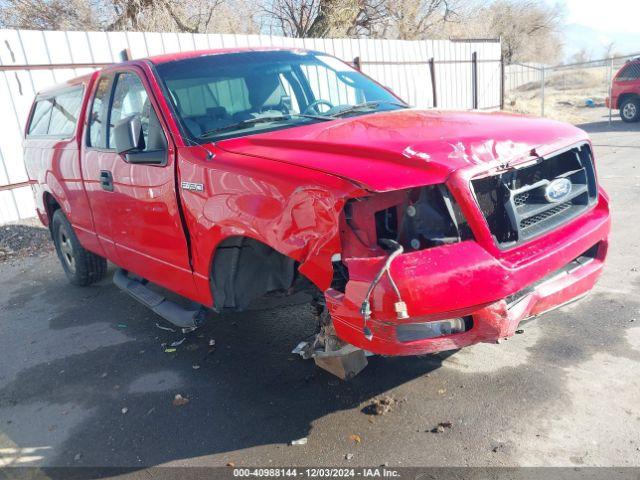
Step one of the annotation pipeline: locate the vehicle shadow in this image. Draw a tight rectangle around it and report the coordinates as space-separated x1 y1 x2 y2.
576 117 640 135
0 264 451 474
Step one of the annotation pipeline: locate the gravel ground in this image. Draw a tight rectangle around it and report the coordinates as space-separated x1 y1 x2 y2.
0 115 639 476
0 218 53 263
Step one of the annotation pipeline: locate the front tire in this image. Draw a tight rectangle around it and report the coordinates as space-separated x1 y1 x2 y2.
51 209 107 286
620 97 640 123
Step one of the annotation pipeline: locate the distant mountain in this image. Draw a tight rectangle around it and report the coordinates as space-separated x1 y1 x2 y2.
562 23 640 62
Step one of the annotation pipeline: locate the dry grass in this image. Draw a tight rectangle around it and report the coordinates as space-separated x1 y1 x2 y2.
504 67 611 124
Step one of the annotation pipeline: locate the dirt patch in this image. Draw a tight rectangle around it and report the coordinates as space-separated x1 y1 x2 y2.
0 218 53 262
362 395 397 416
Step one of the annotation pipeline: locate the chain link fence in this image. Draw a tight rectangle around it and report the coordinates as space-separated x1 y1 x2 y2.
504 53 640 125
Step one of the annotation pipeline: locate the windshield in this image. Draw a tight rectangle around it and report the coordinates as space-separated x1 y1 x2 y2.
155 50 407 142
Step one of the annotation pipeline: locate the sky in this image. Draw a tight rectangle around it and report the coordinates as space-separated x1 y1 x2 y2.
563 0 639 34
553 0 640 60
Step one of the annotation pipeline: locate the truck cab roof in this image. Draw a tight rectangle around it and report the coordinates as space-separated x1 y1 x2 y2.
35 48 320 97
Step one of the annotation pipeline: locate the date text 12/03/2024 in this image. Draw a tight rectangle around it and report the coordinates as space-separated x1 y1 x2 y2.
232 468 401 478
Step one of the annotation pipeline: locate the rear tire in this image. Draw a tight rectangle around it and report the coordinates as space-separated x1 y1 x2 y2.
51 209 107 286
620 97 640 123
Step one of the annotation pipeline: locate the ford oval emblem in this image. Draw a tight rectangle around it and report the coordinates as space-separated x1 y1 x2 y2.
544 178 572 203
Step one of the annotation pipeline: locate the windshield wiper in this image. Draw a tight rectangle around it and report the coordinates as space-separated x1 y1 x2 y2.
330 100 409 118
198 113 332 139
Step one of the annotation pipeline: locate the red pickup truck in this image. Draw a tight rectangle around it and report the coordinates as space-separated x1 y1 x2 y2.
24 48 610 378
606 57 640 122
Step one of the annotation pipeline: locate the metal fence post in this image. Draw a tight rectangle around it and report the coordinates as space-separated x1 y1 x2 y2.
608 57 613 124
119 48 132 62
540 66 545 117
429 57 437 108
500 56 505 110
471 51 478 109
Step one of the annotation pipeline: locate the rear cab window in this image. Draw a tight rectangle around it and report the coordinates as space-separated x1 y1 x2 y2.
27 85 84 138
617 62 640 81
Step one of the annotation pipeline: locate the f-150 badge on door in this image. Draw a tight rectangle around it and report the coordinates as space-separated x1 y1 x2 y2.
181 181 204 192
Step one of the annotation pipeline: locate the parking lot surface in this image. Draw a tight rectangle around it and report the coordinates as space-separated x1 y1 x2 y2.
1 115 639 470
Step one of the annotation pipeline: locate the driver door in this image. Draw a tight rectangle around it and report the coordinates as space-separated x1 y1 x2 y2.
83 67 195 298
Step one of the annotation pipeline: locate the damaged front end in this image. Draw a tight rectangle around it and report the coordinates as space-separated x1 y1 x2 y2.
320 142 610 359
295 184 477 377
339 185 474 335
207 112 610 378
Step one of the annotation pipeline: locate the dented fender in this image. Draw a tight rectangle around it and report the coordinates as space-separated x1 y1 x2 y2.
176 146 366 306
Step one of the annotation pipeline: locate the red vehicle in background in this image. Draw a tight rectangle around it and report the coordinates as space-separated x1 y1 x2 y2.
607 57 640 122
23 48 610 379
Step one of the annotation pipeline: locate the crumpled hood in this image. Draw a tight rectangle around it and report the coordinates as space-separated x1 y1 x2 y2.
216 109 589 192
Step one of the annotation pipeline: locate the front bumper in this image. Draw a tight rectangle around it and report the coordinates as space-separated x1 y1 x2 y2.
325 194 610 356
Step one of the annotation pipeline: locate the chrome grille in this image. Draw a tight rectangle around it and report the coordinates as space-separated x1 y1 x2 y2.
472 143 598 248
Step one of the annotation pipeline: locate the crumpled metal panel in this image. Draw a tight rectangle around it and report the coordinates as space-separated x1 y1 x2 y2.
328 203 608 355
177 147 365 305
217 109 590 192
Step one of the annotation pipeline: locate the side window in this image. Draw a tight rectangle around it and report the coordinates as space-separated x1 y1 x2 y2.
27 86 84 137
108 72 166 152
619 62 640 81
88 76 111 148
28 99 53 135
48 87 83 136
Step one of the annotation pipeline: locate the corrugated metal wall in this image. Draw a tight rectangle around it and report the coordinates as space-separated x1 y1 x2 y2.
0 29 502 224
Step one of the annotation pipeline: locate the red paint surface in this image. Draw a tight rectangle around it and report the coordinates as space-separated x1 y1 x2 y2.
23 49 611 356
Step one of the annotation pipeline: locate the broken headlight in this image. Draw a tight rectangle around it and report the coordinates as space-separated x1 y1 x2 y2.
341 185 473 257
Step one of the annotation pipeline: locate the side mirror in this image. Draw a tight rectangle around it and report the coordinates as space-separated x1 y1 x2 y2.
113 115 143 154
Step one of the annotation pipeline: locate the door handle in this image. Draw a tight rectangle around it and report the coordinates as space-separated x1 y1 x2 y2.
99 170 114 192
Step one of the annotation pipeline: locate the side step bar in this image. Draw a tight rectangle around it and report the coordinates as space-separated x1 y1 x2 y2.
113 269 207 330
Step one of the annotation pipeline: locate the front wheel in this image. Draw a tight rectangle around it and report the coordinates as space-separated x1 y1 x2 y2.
51 209 107 286
620 97 640 123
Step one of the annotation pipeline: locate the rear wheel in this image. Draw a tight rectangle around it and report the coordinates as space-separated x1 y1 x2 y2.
51 209 107 286
620 97 640 122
